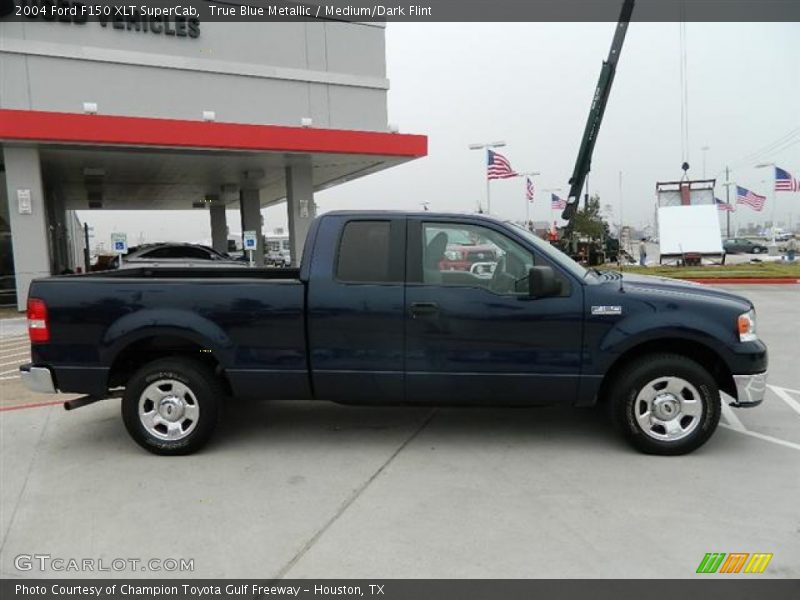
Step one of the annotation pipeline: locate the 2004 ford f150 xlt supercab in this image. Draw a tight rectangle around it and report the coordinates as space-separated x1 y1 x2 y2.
20 211 767 455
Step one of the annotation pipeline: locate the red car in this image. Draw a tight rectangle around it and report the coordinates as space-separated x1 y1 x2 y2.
439 243 498 272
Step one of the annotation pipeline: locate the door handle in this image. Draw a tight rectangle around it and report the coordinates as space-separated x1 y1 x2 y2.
410 302 439 318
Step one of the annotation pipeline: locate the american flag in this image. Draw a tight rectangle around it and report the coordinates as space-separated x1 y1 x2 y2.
525 177 535 202
736 186 766 211
487 150 518 180
775 166 800 192
551 194 567 209
715 197 734 212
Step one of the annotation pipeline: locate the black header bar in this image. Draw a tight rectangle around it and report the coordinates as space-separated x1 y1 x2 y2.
1 0 799 23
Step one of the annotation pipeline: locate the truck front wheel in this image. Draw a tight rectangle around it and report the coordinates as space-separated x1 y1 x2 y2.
122 358 223 455
608 354 721 455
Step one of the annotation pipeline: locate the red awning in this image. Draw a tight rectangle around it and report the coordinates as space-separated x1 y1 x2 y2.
0 109 427 158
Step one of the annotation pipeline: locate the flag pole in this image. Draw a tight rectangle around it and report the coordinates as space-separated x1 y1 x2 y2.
469 142 507 214
486 159 492 214
486 171 492 215
519 172 540 226
525 182 530 224
771 167 777 245
724 166 731 238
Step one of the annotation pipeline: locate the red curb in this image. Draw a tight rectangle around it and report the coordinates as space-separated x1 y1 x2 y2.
0 400 64 412
685 278 800 285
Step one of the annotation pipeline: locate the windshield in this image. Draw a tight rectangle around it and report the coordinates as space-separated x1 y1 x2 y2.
507 222 591 280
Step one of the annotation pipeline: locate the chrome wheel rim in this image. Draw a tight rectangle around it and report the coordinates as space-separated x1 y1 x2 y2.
634 376 703 442
138 379 199 441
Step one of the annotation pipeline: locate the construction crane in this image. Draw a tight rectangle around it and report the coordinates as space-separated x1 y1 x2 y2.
561 0 635 234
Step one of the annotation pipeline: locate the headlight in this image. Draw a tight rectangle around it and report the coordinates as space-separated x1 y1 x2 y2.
738 309 757 342
444 250 462 261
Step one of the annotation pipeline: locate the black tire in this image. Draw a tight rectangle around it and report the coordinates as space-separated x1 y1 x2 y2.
122 358 223 455
607 353 720 455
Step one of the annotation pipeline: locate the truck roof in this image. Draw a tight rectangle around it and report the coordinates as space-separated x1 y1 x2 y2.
321 210 506 222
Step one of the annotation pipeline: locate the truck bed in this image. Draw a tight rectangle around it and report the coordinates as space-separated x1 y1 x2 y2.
28 267 310 400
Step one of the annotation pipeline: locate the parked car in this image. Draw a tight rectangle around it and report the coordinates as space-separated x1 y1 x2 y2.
100 243 246 269
266 235 292 267
723 238 769 254
441 243 498 271
266 249 292 267
21 211 767 456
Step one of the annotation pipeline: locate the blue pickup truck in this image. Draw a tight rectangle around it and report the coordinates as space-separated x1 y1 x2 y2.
21 211 767 456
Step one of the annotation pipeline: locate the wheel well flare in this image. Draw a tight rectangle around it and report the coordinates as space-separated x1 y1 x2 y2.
599 339 736 403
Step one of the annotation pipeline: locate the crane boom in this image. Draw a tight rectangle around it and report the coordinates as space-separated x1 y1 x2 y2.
561 0 635 225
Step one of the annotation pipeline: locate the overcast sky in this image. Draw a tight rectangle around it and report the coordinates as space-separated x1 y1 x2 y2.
86 21 799 245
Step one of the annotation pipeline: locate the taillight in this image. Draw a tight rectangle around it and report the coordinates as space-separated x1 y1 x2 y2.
27 298 50 343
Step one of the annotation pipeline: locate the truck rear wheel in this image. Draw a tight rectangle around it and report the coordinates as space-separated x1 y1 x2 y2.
608 354 721 455
122 358 222 455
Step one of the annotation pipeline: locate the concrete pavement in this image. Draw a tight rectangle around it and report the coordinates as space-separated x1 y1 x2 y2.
1 286 798 579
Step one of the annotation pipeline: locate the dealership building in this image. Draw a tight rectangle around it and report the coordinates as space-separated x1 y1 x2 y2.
0 6 427 309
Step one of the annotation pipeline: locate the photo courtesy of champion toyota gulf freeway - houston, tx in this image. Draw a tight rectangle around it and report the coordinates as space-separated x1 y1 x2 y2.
21 211 767 456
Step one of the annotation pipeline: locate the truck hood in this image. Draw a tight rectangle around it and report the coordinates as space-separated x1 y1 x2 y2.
599 271 752 308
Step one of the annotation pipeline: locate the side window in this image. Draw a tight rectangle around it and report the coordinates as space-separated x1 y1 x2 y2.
182 247 214 260
141 247 174 259
144 246 211 260
336 221 393 283
421 223 535 295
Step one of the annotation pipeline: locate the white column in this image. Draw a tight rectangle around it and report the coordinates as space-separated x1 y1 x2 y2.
4 146 51 310
285 163 315 267
209 202 228 254
239 188 264 266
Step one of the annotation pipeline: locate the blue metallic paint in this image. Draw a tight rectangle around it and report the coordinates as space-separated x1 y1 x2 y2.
26 211 767 407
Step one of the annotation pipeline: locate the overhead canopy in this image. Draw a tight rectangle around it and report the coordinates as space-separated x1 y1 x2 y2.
0 109 428 210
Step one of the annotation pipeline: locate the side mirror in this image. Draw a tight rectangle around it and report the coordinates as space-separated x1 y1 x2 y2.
528 266 562 298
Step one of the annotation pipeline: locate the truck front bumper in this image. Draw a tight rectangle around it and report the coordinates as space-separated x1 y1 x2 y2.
730 371 767 407
19 364 57 394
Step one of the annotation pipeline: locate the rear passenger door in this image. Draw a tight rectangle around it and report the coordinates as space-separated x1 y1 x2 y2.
306 215 406 403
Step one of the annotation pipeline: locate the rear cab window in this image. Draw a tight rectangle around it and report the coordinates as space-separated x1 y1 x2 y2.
336 220 402 283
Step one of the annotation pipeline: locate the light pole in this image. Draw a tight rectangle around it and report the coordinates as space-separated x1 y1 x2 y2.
469 140 506 213
518 170 540 225
701 145 711 178
755 162 776 246
722 166 733 238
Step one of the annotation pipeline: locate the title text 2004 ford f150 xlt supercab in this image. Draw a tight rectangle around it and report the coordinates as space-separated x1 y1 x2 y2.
20 212 767 455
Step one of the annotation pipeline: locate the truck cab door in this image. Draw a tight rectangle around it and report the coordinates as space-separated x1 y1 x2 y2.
307 215 406 403
404 218 584 405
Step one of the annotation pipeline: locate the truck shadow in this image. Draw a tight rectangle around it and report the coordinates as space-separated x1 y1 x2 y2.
212 400 627 453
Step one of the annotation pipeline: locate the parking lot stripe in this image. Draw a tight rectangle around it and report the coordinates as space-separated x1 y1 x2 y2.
0 343 28 351
0 375 20 381
0 360 25 368
720 423 800 452
0 400 63 412
0 334 27 342
0 351 30 360
769 385 800 417
720 399 746 432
